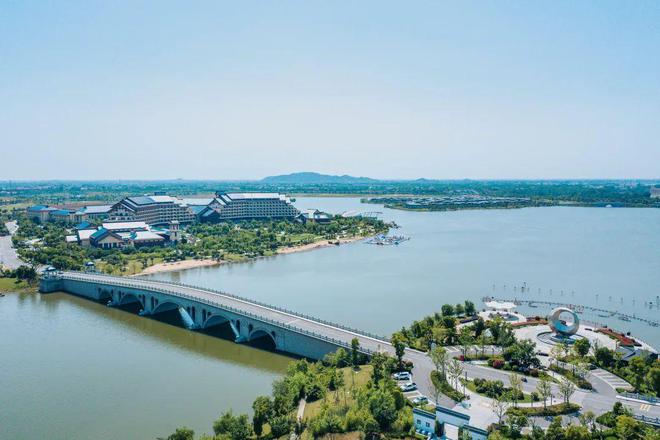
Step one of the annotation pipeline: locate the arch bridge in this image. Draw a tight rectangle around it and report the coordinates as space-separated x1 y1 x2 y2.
40 271 392 360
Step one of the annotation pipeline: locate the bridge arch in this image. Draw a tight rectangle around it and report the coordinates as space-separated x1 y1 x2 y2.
247 328 278 350
152 300 182 315
118 293 143 307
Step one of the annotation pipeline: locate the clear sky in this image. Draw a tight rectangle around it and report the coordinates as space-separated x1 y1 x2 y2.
1 1 659 180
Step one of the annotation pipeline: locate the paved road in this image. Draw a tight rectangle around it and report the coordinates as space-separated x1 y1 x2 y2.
0 221 22 269
54 271 660 428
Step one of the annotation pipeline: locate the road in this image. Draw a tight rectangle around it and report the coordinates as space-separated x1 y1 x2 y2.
407 347 660 428
0 221 22 269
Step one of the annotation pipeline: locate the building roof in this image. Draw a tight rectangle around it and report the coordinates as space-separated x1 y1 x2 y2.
75 221 93 230
102 221 149 231
77 229 97 241
180 198 214 206
65 235 78 243
224 192 286 200
51 209 72 216
90 228 109 240
131 230 165 242
27 205 57 212
78 204 113 214
188 205 207 215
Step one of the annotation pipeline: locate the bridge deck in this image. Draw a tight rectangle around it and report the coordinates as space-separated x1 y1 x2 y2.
58 271 395 356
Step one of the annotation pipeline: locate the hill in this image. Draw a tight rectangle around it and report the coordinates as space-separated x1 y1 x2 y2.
261 172 378 184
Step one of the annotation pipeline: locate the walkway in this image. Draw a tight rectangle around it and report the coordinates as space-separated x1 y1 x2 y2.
0 221 22 270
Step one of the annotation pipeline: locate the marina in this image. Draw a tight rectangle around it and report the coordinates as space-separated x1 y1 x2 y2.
364 234 410 245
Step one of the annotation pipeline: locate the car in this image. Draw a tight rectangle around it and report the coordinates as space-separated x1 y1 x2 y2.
412 395 429 405
399 382 417 392
521 377 528 382
392 371 411 381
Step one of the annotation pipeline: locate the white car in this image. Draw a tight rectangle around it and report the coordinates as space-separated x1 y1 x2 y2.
392 371 411 381
399 382 417 392
412 395 429 405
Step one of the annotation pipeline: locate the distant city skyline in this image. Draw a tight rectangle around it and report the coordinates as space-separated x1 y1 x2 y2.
1 1 659 180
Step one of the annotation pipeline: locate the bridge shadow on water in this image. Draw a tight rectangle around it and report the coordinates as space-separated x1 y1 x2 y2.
46 291 292 372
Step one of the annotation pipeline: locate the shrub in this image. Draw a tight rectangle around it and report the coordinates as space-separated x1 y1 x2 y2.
508 403 580 417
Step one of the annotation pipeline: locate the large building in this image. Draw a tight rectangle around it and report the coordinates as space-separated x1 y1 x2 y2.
108 195 206 226
26 204 112 224
66 221 172 249
33 192 299 228
198 193 299 222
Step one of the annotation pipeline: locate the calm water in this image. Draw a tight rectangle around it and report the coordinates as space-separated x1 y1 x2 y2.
3 199 659 439
154 198 660 346
0 292 290 440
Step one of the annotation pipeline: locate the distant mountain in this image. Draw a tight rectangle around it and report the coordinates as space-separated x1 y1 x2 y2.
261 172 378 184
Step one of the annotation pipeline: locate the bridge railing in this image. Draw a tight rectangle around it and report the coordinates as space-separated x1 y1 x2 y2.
62 271 390 342
58 272 383 356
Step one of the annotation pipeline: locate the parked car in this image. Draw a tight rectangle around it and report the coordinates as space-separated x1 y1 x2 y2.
399 382 418 392
412 395 429 405
393 371 411 381
521 377 528 382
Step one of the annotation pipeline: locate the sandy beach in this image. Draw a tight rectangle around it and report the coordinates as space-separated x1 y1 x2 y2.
137 259 223 275
136 235 367 275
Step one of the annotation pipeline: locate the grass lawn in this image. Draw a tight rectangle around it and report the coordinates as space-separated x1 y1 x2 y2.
303 365 373 420
464 379 536 404
0 277 34 292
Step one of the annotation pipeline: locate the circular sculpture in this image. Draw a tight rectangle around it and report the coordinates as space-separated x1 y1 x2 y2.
548 307 579 336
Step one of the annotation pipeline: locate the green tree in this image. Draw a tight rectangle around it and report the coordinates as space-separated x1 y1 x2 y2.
572 338 590 358
164 427 194 440
391 334 406 369
536 377 552 410
368 386 398 431
251 396 272 437
615 415 644 440
648 366 660 395
213 411 253 440
628 358 648 391
441 304 454 316
464 300 476 316
429 346 449 379
350 338 360 368
454 303 465 316
545 416 565 440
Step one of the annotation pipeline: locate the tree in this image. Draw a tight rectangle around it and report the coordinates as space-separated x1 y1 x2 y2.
213 411 253 440
464 300 476 316
545 416 564 440
615 415 644 440
454 303 465 316
350 338 360 368
503 340 540 370
579 410 596 435
558 378 576 405
391 334 406 369
458 327 474 358
594 346 614 367
448 359 464 391
441 304 454 316
477 334 488 357
491 392 511 425
628 357 648 391
648 366 660 395
251 396 272 437
429 346 449 380
536 378 552 410
509 373 523 407
572 338 590 358
564 424 591 440
368 386 398 431
473 318 486 337
164 427 194 440
431 373 444 404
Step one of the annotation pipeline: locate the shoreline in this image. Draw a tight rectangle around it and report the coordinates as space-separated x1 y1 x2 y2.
135 235 368 276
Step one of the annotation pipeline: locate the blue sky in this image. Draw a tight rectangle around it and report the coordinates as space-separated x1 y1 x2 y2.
1 1 659 180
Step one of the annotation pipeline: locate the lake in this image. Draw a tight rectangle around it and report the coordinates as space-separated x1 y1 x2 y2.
2 198 658 439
